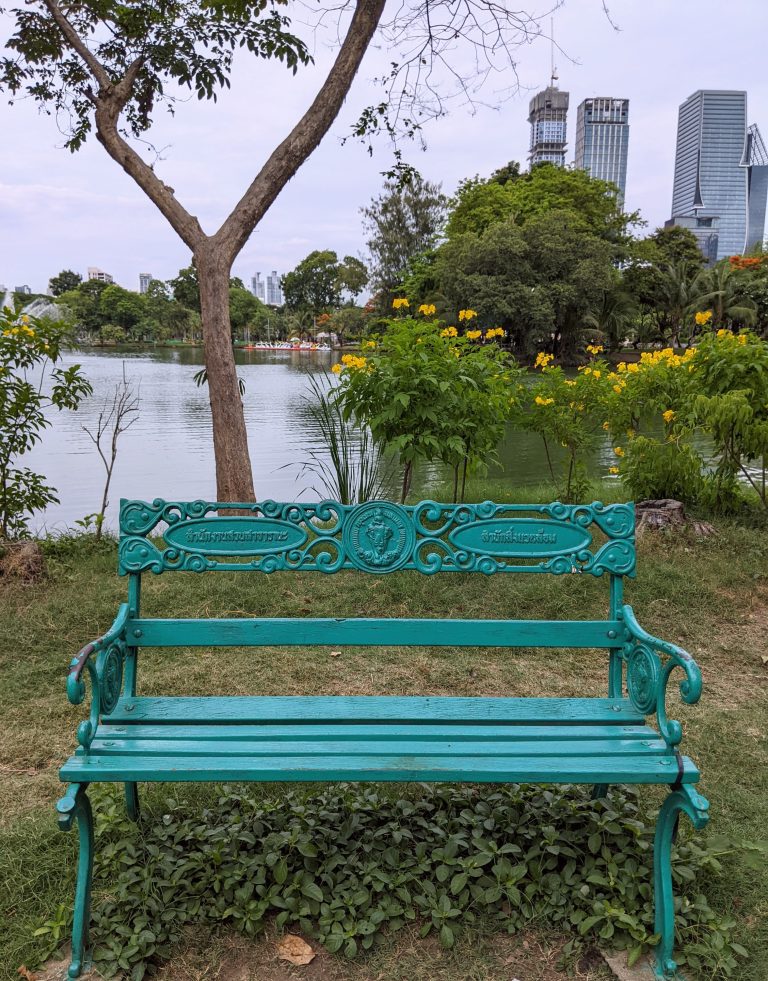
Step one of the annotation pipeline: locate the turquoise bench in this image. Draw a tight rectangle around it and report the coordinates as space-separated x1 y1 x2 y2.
59 499 708 980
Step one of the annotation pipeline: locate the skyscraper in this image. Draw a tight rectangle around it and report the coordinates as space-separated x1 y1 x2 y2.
138 273 153 294
668 90 767 261
528 83 569 167
266 270 283 306
251 272 265 302
574 98 630 204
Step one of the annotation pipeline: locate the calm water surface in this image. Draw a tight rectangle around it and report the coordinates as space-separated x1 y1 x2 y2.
29 347 623 532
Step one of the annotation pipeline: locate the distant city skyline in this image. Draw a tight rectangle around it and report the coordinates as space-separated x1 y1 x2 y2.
3 1 767 290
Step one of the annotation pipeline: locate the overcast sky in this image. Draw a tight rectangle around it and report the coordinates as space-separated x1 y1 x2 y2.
1 0 767 295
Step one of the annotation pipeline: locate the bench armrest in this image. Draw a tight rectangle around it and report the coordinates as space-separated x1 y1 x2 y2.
67 604 130 749
621 604 703 748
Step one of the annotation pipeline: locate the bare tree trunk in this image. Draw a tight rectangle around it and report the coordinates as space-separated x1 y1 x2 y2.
196 247 255 501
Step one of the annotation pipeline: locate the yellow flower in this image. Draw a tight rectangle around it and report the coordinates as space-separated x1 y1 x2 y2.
608 467 619 475
614 446 625 457
20 314 30 324
602 421 610 431
586 344 604 355
534 352 553 369
613 384 622 394
626 429 635 439
440 326 458 338
627 363 639 373
617 362 627 373
534 395 555 406
418 303 436 316
737 333 747 345
592 370 601 379
485 327 505 338
331 363 342 374
361 339 377 349
662 409 675 423
564 379 576 386
695 310 713 326
392 297 409 310
340 353 368 370
466 329 482 339
458 308 477 322
716 328 729 338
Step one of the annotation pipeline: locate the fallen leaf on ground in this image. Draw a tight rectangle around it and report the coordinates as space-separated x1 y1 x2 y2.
277 934 316 966
17 967 37 981
330 651 341 658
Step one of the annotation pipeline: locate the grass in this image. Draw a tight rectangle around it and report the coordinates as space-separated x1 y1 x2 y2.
0 482 766 980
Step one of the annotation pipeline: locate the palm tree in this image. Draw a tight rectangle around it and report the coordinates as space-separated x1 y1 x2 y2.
652 260 706 346
693 261 757 329
584 286 638 351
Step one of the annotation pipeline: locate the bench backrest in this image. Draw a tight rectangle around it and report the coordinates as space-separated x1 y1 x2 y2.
119 499 635 579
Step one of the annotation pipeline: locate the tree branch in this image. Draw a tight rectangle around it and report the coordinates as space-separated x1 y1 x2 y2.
94 105 205 250
215 0 387 261
42 0 111 92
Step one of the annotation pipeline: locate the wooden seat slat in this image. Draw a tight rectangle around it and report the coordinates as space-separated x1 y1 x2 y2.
60 752 699 784
88 736 671 759
98 722 661 742
105 695 645 726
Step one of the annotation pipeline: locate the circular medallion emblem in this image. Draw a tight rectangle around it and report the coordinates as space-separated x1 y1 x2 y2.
626 644 660 715
343 502 415 573
99 644 124 715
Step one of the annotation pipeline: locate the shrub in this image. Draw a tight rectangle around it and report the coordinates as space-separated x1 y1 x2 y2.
34 784 751 980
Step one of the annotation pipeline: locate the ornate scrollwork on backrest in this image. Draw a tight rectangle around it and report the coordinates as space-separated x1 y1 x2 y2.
118 499 636 578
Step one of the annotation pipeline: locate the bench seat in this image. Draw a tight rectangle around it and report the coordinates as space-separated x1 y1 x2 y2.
60 695 700 785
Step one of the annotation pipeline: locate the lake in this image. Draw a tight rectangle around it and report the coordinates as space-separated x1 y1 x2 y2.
28 346 624 532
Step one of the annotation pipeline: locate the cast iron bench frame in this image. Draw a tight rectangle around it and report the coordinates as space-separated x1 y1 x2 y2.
58 498 708 980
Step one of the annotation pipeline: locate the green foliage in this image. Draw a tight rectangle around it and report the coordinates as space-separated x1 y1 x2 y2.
522 348 611 501
48 269 83 296
0 1 311 151
620 437 707 503
282 251 370 317
0 308 91 538
34 784 752 979
446 163 638 242
361 174 448 296
434 211 616 360
333 314 520 502
291 372 390 505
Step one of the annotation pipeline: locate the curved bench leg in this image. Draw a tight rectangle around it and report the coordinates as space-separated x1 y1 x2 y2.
56 784 94 979
652 785 710 979
125 782 140 822
591 784 609 799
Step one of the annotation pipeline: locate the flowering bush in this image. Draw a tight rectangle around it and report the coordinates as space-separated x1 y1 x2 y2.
523 345 612 501
333 312 521 502
0 306 91 537
604 331 768 511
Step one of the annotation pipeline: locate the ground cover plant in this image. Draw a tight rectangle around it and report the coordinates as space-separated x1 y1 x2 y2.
0 484 766 980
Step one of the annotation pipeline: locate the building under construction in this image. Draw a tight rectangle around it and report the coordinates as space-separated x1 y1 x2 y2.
528 84 570 168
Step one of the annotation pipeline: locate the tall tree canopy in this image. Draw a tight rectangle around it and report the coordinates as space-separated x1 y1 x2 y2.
282 251 369 317
446 163 638 241
1 0 562 499
362 174 448 295
48 269 83 296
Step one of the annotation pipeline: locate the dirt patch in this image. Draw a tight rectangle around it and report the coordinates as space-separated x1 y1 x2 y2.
146 927 612 981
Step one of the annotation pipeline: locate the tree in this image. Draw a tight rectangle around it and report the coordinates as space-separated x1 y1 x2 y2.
48 269 83 296
99 285 145 332
0 309 91 537
283 251 343 317
2 2 553 499
446 163 638 242
650 225 706 267
583 286 638 351
362 174 448 295
337 256 369 301
694 262 757 329
434 211 616 360
229 285 267 337
168 266 201 313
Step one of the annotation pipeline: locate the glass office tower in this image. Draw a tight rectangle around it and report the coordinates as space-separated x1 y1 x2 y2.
669 90 767 260
574 98 629 205
528 85 569 167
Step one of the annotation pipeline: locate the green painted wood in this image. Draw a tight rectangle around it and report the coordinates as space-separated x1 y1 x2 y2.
97 723 661 742
118 499 636 578
88 737 670 758
126 617 625 649
59 752 699 784
105 695 645 726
